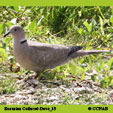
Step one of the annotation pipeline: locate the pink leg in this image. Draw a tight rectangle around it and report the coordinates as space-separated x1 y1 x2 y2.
34 73 39 79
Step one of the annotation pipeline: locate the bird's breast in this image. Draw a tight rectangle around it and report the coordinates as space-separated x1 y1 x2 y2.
13 42 32 70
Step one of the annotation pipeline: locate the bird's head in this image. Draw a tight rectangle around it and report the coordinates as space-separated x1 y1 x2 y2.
4 25 25 38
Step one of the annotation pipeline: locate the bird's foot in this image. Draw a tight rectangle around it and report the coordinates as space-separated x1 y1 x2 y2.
34 74 46 80
34 74 38 79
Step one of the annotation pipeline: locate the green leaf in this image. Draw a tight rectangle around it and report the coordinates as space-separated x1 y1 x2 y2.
0 23 5 34
0 48 8 61
110 16 113 24
6 21 14 28
91 75 96 82
2 37 12 48
100 80 107 88
69 62 77 75
83 21 92 32
104 34 111 42
77 28 83 35
81 73 85 80
99 16 103 31
107 57 113 70
28 19 37 33
78 67 85 80
3 37 12 44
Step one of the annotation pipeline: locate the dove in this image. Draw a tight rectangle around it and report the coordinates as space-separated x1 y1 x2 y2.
4 25 110 78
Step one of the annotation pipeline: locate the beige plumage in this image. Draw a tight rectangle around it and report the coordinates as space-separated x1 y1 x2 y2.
4 25 110 78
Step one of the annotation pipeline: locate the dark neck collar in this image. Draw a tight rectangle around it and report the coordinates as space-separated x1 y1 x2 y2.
20 39 27 44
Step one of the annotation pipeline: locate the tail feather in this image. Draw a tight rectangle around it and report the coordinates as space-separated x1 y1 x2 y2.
70 50 111 58
68 46 83 57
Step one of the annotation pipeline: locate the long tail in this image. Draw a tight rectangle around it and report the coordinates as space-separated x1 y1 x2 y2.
70 50 111 58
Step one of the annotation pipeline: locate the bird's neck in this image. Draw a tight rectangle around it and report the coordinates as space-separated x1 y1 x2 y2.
13 37 28 51
13 36 26 43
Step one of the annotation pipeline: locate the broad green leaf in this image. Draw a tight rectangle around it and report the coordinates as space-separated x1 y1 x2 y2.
6 21 14 28
0 23 5 34
28 19 37 32
0 48 8 61
79 58 85 64
3 37 12 45
2 37 12 48
77 28 83 35
83 21 92 32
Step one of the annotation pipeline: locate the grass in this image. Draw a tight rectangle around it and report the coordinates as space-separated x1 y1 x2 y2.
0 6 113 104
0 64 17 94
0 36 112 94
1 48 112 94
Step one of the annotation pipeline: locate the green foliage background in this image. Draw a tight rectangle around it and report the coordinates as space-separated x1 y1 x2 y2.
0 6 113 94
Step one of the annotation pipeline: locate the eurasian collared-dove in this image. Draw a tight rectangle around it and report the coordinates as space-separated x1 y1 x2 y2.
4 25 110 78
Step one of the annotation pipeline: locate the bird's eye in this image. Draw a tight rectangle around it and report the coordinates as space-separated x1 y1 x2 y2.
14 29 17 31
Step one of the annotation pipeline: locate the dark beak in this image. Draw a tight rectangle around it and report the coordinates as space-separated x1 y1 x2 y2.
4 31 10 37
